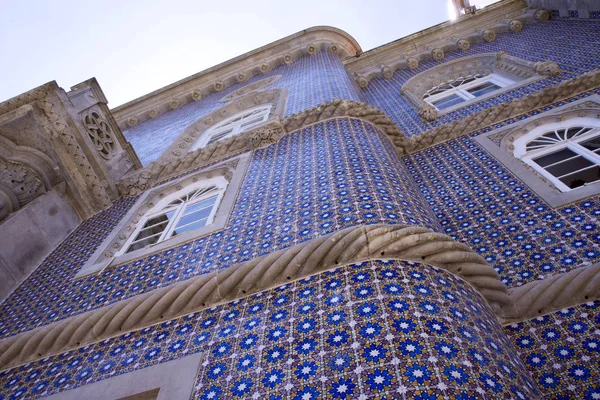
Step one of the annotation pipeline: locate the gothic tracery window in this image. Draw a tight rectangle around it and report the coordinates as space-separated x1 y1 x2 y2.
191 105 271 150
120 182 226 254
515 122 600 192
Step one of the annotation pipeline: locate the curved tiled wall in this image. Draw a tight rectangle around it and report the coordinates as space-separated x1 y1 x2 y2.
0 118 435 339
0 259 539 399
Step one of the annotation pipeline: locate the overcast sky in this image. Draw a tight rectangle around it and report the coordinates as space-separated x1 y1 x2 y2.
0 0 497 107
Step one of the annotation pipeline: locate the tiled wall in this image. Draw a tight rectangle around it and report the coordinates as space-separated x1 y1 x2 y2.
403 134 600 288
0 118 435 339
124 51 365 166
506 301 600 398
363 19 600 137
0 260 540 399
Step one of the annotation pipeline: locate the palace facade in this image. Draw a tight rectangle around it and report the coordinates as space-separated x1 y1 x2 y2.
1 0 600 398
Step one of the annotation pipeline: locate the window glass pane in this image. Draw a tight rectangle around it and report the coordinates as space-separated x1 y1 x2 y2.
533 148 578 167
176 207 213 228
559 165 600 189
466 81 501 97
240 117 264 129
432 94 465 110
171 218 209 237
580 135 600 153
127 234 161 253
545 155 593 177
183 197 217 215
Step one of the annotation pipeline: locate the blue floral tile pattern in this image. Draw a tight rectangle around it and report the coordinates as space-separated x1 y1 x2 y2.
403 135 600 288
0 259 540 399
0 118 435 339
506 301 600 399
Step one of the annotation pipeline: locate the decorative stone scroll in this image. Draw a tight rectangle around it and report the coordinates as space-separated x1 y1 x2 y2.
82 108 116 160
0 223 509 371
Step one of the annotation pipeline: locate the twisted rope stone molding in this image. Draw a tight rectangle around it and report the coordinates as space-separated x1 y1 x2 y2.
0 83 111 209
503 263 600 324
0 223 508 371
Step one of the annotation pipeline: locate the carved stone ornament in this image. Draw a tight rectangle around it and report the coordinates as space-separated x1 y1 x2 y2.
126 116 138 128
82 109 116 160
508 19 523 32
259 63 269 73
236 72 247 83
534 60 561 77
381 66 394 79
283 53 293 65
328 43 339 53
213 81 225 92
534 9 550 21
306 44 318 55
418 103 439 122
481 29 496 42
456 38 471 51
0 159 45 207
431 48 444 61
191 89 202 102
406 57 419 70
168 99 180 110
218 75 282 103
356 75 369 88
148 107 159 118
247 120 285 149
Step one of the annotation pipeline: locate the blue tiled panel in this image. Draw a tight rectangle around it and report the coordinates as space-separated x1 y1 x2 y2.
403 133 600 289
0 260 540 399
506 301 600 398
363 19 600 137
0 118 435 339
124 51 365 166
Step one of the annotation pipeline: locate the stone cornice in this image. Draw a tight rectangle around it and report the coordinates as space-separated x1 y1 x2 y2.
111 26 361 129
344 1 551 87
0 223 508 371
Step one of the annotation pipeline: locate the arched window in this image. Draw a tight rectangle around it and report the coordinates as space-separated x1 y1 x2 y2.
514 119 600 192
119 179 227 254
423 73 514 111
191 105 271 150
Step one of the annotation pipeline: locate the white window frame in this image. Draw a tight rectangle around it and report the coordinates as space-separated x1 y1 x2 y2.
116 177 227 256
191 105 271 150
514 119 600 192
424 73 514 111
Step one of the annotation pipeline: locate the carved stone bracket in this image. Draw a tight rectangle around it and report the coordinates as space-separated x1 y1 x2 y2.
0 223 509 371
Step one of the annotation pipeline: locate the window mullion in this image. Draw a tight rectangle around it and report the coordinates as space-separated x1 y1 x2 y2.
163 203 185 240
573 142 600 164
